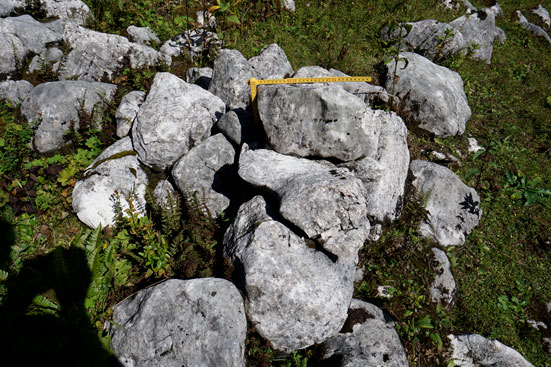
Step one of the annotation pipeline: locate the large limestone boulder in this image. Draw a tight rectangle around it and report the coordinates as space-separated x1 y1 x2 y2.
132 72 225 170
20 80 117 153
72 137 148 228
248 43 294 79
15 0 92 25
385 52 471 137
450 9 498 63
126 25 160 46
321 300 409 367
224 196 354 352
58 24 171 82
449 334 534 366
3 15 63 55
410 160 481 246
257 84 380 161
110 278 247 367
172 133 236 218
239 148 370 263
0 80 32 106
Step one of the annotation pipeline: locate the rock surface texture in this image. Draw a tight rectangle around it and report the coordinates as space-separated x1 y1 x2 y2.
115 90 145 138
516 10 551 44
385 52 471 137
248 43 294 79
430 247 456 306
215 108 261 145
0 79 32 105
110 278 247 367
449 9 497 63
224 196 354 352
410 160 481 246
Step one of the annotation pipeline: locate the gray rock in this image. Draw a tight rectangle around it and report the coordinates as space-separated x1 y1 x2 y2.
0 0 16 17
72 137 148 228
282 0 295 12
21 80 117 153
430 248 456 306
439 0 476 13
59 24 171 82
132 72 225 170
25 0 91 25
382 20 466 61
494 26 507 44
342 110 409 222
110 278 247 367
410 160 481 246
329 68 389 105
126 25 160 46
385 52 471 137
4 15 63 55
488 3 503 18
152 179 178 209
215 109 261 145
322 299 409 367
516 10 551 44
28 47 64 73
209 48 256 110
115 90 145 138
449 334 534 367
248 43 294 79
450 9 497 63
0 80 32 106
0 20 26 78
224 196 354 352
185 66 213 90
160 29 221 60
533 5 550 28
172 134 235 218
196 10 216 28
258 84 379 161
292 65 333 87
467 137 484 153
239 148 370 262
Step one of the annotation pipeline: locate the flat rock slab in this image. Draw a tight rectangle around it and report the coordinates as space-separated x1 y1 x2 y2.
322 299 409 367
224 196 354 352
449 334 534 366
239 148 371 262
21 80 117 153
132 72 225 170
72 137 148 228
172 133 236 218
385 52 471 137
257 84 379 161
110 278 247 367
410 160 481 246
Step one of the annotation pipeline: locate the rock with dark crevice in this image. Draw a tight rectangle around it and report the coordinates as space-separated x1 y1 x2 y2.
248 43 294 79
115 90 145 138
215 109 262 146
450 9 498 64
430 247 456 306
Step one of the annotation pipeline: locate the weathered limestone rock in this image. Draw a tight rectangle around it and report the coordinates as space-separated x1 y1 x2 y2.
110 278 247 367
72 137 148 228
185 66 213 90
4 15 63 54
0 0 16 17
224 196 354 352
329 68 389 105
27 47 63 73
152 179 177 209
115 90 145 138
132 72 225 170
449 334 534 366
450 9 498 63
59 24 171 82
248 43 294 79
410 160 481 246
516 10 551 44
321 300 409 367
0 80 32 106
11 0 91 25
21 80 117 153
215 109 261 145
160 29 221 60
257 84 379 161
0 19 26 78
239 148 370 262
385 52 471 137
208 48 257 110
172 134 236 218
533 5 550 28
430 248 456 306
126 25 160 46
196 10 216 28
282 0 295 12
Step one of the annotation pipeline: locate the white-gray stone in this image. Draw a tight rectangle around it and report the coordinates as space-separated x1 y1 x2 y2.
126 25 160 46
329 68 389 105
533 5 550 28
132 72 225 170
450 9 498 63
248 43 294 79
172 133 235 218
185 66 213 90
0 0 16 17
4 15 63 55
160 29 221 60
410 160 481 246
59 24 171 82
449 334 534 367
385 52 471 137
21 80 117 153
115 90 145 138
516 10 551 44
322 299 409 367
208 48 256 110
224 196 354 352
0 80 32 106
430 247 456 306
28 47 64 74
196 10 216 28
215 109 260 145
72 137 148 228
239 148 370 263
152 179 178 209
467 137 484 153
31 0 91 25
0 19 26 78
282 0 295 12
110 278 247 367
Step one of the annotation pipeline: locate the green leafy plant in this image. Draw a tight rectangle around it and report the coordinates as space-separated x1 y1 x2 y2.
505 171 551 206
383 22 411 106
209 0 243 26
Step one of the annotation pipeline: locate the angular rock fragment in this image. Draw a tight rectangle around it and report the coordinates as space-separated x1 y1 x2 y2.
410 160 481 246
132 72 225 170
224 196 354 352
185 66 213 90
0 20 26 78
4 15 63 54
0 80 32 106
126 25 160 46
516 10 551 44
385 52 471 137
27 47 63 74
18 0 92 25
215 109 262 146
72 137 148 228
532 5 550 28
172 133 236 218
115 90 145 138
450 9 498 63
110 278 247 367
430 248 456 306
160 29 221 60
248 43 294 79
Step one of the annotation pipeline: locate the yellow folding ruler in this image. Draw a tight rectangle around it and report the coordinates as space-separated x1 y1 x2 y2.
249 76 372 121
